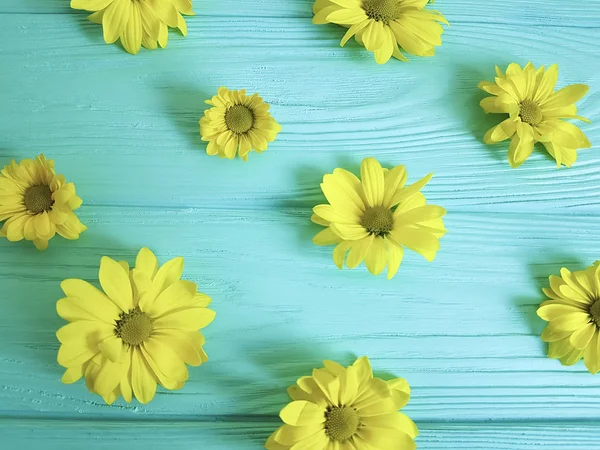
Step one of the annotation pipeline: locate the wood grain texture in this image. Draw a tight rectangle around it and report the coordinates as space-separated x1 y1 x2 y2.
2 419 600 450
0 0 599 448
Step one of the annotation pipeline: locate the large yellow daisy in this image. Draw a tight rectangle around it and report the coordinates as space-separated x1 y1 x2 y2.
0 154 86 251
266 357 418 450
71 0 193 55
200 87 282 161
57 248 215 404
313 0 448 64
312 157 446 279
537 262 600 374
480 62 591 168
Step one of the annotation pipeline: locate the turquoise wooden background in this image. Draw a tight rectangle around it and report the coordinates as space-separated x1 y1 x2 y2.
1 0 599 448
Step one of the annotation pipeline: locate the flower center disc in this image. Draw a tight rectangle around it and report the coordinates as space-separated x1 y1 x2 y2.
115 308 153 346
362 0 400 23
361 206 394 236
225 105 254 134
590 299 600 325
24 184 53 214
325 406 359 442
519 100 543 125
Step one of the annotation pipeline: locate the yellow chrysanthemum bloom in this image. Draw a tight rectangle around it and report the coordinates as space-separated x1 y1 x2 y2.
57 248 215 404
313 0 448 64
200 87 282 161
479 63 591 168
537 262 600 374
71 0 193 55
266 357 418 450
312 157 446 279
0 154 86 251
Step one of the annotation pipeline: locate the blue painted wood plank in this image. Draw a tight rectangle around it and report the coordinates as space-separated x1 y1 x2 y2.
2 418 600 450
1 207 600 420
0 0 599 448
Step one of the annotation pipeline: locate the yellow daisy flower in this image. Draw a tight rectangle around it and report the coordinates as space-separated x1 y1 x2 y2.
71 0 194 55
479 62 591 168
313 0 448 64
537 262 600 374
266 356 418 450
0 154 86 251
312 157 446 279
200 87 282 161
57 247 216 404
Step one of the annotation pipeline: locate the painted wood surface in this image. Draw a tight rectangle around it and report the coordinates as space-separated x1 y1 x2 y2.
0 0 599 448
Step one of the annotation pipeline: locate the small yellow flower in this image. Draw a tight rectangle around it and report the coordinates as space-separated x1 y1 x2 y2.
537 262 600 374
479 63 591 168
313 0 448 64
200 87 282 161
312 157 446 279
0 154 86 251
70 0 194 55
57 248 216 404
266 357 418 450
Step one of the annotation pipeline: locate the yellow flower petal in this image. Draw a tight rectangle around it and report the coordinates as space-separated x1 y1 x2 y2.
548 312 591 332
570 322 597 350
61 365 85 384
542 84 589 109
357 427 415 450
346 235 374 268
273 423 323 446
533 64 558 103
386 240 404 280
94 356 126 397
331 223 369 240
280 401 325 426
537 303 584 321
389 227 440 262
102 0 130 44
120 349 134 402
99 256 134 312
360 157 385 207
584 331 600 374
313 227 343 246
60 279 122 323
98 335 124 362
147 280 197 317
153 329 205 366
152 256 184 296
484 118 518 144
131 347 157 404
153 307 216 331
560 346 585 366
142 337 189 386
121 1 142 55
364 237 387 276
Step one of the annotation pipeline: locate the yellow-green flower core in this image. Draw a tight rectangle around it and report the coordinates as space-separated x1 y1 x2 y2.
225 105 254 134
590 299 600 325
24 184 53 214
361 206 394 236
519 100 543 126
325 406 359 442
362 0 400 24
115 308 153 346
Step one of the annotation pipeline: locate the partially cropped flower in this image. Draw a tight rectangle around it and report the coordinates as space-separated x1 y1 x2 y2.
0 154 86 251
537 262 600 374
312 157 446 279
57 248 215 404
200 87 281 161
480 63 591 168
71 0 194 55
266 357 418 450
313 0 448 64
